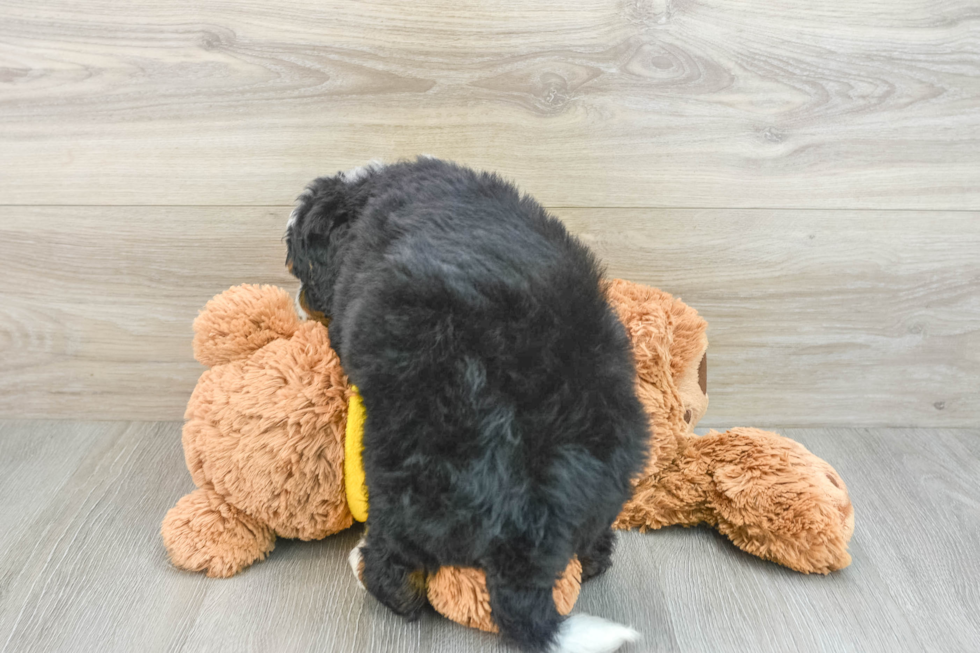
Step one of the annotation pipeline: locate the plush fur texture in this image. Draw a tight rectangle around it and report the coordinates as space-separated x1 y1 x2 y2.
606 280 854 574
160 159 853 648
161 278 854 639
426 557 582 634
285 158 650 651
162 285 353 577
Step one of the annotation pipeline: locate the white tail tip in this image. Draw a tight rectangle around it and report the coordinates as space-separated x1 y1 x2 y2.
553 614 641 653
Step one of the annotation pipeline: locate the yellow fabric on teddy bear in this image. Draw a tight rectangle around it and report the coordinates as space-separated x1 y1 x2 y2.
344 387 370 522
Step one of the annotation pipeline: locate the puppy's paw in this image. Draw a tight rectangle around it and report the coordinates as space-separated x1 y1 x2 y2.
553 614 640 653
348 536 366 589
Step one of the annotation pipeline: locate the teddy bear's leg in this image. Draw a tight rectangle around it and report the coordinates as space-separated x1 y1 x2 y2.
695 428 854 574
426 558 583 634
161 486 276 578
427 566 498 633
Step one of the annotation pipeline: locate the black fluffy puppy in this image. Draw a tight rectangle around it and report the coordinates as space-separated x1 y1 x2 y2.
286 158 647 652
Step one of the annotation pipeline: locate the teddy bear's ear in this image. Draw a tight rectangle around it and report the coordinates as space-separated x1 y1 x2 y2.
605 279 675 383
606 279 709 428
192 284 301 367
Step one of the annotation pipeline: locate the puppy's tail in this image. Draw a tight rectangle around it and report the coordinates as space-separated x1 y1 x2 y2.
552 614 640 653
486 569 639 653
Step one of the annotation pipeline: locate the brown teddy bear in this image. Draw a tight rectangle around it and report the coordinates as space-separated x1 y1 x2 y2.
162 280 853 633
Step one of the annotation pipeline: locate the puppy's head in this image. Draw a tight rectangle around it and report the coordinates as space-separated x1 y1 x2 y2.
285 163 383 322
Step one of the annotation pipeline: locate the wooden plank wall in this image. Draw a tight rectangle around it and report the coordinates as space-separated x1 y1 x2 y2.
1 0 978 425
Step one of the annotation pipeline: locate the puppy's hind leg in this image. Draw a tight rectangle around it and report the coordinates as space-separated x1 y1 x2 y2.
578 528 617 582
485 551 639 653
485 567 564 651
359 530 428 620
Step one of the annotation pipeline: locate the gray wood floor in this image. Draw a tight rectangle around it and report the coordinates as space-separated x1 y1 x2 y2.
1 421 977 653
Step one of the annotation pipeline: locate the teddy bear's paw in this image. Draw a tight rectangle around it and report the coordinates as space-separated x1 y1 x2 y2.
706 428 854 574
161 487 276 578
774 457 854 574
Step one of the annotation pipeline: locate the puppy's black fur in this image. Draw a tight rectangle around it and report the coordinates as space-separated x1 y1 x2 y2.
287 158 648 651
